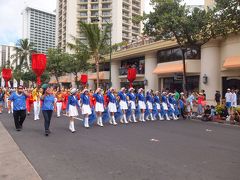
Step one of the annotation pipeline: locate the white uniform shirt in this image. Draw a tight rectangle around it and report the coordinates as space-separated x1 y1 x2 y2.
225 92 232 103
231 92 237 107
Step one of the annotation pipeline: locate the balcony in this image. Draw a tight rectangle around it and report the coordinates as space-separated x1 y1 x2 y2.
119 67 144 76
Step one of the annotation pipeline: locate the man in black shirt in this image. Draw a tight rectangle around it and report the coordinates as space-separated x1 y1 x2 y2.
215 91 221 105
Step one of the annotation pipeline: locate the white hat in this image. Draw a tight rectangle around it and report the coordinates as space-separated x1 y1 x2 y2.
155 91 159 94
129 87 134 92
109 87 114 91
95 88 102 93
162 91 167 95
121 87 126 91
227 88 231 91
82 88 88 93
70 88 77 95
180 92 184 95
138 88 143 93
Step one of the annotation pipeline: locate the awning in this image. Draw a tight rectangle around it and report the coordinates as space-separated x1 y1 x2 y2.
223 56 240 69
153 63 183 74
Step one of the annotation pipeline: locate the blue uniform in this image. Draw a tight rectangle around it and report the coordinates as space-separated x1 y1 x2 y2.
80 94 90 105
67 95 80 111
93 93 104 103
42 95 55 110
9 92 28 111
137 93 146 102
146 92 154 103
107 91 116 103
161 96 168 103
127 93 136 101
118 91 127 101
154 96 160 104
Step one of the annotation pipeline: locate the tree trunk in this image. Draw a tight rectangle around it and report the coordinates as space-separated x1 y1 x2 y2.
96 55 100 89
181 48 187 94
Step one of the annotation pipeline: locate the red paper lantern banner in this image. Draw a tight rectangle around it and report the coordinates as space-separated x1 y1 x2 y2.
80 74 88 85
127 68 137 88
2 68 12 88
32 53 47 85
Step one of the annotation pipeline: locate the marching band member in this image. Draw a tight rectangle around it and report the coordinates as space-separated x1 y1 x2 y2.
118 87 128 124
56 89 64 117
146 90 155 121
154 91 164 120
168 93 178 120
67 88 80 133
41 87 55 136
137 88 146 122
93 88 104 127
127 87 137 123
107 87 117 125
161 92 170 120
32 86 42 120
80 89 92 128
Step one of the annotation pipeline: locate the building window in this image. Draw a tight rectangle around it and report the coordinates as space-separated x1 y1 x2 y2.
157 46 201 63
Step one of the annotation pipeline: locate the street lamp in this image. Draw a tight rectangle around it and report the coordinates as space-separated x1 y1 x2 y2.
92 16 112 88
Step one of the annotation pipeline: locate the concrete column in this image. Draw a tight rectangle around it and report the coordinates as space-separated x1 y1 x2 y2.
144 52 158 91
111 61 120 90
200 40 220 104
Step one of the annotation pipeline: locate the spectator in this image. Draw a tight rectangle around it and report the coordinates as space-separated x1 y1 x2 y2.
236 89 240 105
202 105 211 121
215 90 221 106
197 92 205 117
225 88 232 114
231 89 237 108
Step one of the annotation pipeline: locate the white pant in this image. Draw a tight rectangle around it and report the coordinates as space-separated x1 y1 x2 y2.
56 102 62 117
33 101 40 120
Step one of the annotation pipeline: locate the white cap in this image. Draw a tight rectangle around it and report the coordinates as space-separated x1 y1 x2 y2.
129 87 134 92
70 88 77 95
82 88 88 93
95 88 102 93
121 87 126 91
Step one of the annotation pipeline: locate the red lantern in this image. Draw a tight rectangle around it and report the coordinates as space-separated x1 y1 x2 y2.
80 74 88 85
2 68 12 87
127 68 137 88
32 53 47 85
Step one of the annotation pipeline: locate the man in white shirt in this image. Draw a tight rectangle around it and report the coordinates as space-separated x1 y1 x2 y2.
231 90 237 108
225 88 232 116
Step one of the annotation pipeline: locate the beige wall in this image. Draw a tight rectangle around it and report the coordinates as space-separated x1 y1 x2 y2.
145 52 158 91
200 40 221 103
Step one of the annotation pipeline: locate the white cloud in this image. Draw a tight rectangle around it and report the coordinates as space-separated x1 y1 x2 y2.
0 0 56 45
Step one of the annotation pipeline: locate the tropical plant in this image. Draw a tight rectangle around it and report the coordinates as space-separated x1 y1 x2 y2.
47 48 69 84
68 21 111 88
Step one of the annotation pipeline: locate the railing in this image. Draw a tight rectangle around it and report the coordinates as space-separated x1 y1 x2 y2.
119 67 144 76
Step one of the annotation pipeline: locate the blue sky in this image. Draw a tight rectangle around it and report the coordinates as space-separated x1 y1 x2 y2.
0 0 204 46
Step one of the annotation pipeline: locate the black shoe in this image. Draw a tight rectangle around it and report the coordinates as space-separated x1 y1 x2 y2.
45 130 49 136
16 128 21 131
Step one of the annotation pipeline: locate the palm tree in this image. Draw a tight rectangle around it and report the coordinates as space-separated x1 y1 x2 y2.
11 38 34 71
68 21 110 88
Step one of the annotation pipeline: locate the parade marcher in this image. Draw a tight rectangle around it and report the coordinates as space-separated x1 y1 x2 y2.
231 89 237 108
118 87 129 124
32 86 42 120
8 85 29 131
41 87 55 136
127 87 137 123
178 92 186 119
26 89 33 115
168 93 178 120
4 87 10 109
137 88 146 122
107 87 117 125
154 91 164 120
146 90 155 121
93 88 104 127
56 89 64 117
161 92 170 120
186 92 195 118
80 89 92 128
0 87 4 113
67 88 80 132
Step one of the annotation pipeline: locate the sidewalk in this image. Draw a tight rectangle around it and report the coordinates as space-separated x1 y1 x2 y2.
0 122 41 180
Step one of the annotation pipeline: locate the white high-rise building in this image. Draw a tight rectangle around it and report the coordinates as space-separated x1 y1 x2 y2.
22 7 56 53
56 0 144 51
0 45 15 68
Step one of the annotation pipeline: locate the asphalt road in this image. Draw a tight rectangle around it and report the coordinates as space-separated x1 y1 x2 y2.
1 111 240 180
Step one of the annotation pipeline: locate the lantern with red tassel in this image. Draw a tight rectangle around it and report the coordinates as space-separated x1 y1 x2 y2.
32 53 47 85
80 74 88 87
2 68 12 87
127 68 137 88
